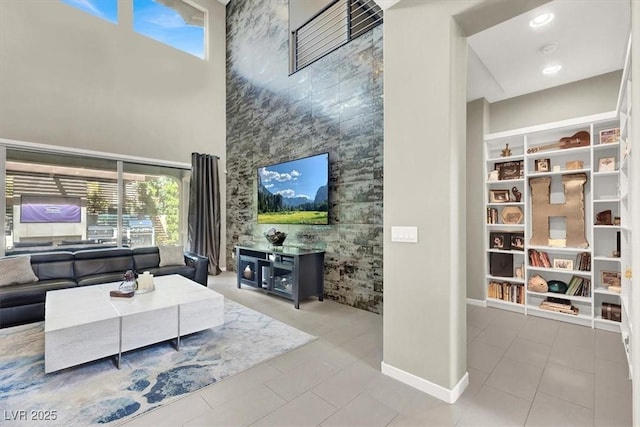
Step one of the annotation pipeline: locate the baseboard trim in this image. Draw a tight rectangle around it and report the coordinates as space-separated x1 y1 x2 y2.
466 298 487 307
381 361 469 403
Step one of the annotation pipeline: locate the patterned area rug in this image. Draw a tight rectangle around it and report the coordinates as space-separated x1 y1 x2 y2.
0 299 315 426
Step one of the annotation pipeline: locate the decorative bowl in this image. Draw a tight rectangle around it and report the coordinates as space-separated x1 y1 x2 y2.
547 280 568 294
264 229 287 246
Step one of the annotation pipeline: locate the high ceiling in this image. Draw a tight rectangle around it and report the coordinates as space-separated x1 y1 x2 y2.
467 0 631 103
220 0 629 104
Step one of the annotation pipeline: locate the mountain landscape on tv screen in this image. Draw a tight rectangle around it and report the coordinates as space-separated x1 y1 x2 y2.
257 155 329 225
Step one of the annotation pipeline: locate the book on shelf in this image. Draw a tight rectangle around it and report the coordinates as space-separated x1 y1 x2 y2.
540 297 579 315
528 249 551 268
575 252 591 271
487 208 498 224
601 302 622 322
564 275 591 297
488 281 524 304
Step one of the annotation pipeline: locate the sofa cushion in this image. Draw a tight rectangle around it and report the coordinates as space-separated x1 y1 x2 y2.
74 248 133 282
0 256 39 287
158 245 186 267
132 246 161 271
148 266 196 281
29 252 75 281
0 279 77 308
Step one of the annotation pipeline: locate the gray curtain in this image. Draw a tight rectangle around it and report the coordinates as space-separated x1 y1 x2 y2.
188 153 221 275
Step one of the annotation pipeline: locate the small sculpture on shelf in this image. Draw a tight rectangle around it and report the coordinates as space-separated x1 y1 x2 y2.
511 186 522 202
501 143 512 157
595 209 612 225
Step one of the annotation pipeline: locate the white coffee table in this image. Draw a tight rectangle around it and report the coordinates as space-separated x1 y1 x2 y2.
44 274 224 373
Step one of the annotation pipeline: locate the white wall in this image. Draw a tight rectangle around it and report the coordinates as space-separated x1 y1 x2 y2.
383 0 472 397
0 0 227 255
466 98 489 302
489 71 622 133
289 0 334 30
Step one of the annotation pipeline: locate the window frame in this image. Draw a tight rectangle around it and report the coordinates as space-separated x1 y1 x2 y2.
132 0 209 60
0 138 191 257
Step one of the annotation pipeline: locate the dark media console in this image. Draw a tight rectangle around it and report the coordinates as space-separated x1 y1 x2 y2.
235 244 324 309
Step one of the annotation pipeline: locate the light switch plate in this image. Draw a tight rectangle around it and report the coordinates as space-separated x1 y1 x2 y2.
391 226 418 243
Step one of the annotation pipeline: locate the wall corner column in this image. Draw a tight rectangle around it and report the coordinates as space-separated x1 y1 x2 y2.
382 0 471 402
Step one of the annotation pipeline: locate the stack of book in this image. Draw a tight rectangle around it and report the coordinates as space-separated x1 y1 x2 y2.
540 297 579 315
529 249 551 268
565 275 591 297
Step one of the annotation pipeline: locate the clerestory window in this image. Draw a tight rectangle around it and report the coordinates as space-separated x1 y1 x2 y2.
133 0 207 59
61 0 118 24
60 0 207 59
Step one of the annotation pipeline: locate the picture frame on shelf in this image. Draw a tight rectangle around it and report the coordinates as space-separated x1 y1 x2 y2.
489 189 510 203
534 158 550 172
501 206 523 224
495 161 521 181
598 156 616 172
490 232 510 250
510 233 524 250
553 258 574 270
601 270 621 287
515 265 523 278
599 128 620 144
566 160 584 170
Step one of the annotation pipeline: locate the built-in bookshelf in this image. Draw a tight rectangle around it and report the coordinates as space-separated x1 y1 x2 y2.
484 111 624 331
617 37 634 376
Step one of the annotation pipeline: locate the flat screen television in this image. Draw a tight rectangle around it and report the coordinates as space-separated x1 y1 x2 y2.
257 153 329 225
20 195 82 223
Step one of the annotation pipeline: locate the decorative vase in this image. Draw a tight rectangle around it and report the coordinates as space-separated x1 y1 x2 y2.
243 265 252 279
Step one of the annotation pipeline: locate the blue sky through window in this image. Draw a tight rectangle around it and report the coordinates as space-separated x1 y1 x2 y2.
61 0 118 24
133 0 205 59
60 0 205 59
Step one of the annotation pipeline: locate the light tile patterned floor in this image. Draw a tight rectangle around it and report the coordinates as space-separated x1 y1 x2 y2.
120 272 632 426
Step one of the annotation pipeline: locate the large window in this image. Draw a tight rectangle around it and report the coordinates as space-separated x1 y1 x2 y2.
133 0 207 59
3 149 189 255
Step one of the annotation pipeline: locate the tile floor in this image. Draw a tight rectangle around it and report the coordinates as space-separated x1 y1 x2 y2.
120 272 632 426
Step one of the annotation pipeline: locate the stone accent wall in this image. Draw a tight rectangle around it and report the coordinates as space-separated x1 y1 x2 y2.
226 0 383 313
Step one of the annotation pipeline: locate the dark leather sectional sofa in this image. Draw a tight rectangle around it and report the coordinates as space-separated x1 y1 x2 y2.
0 246 208 328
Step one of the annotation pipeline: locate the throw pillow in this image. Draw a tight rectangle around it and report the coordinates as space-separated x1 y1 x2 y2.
158 245 186 267
0 256 39 287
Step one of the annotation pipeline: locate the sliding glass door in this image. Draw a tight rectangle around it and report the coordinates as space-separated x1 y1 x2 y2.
3 148 189 255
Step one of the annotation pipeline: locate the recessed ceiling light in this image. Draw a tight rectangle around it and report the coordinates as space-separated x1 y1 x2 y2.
542 64 562 75
540 43 557 55
529 13 554 28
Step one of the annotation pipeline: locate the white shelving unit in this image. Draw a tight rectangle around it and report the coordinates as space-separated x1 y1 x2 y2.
484 111 624 330
617 37 634 377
